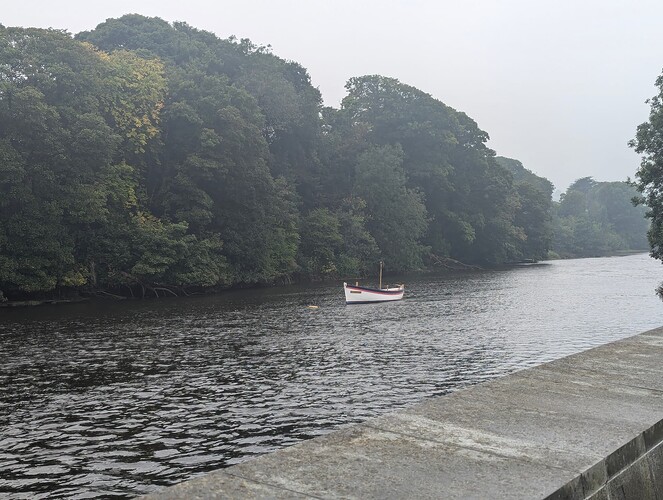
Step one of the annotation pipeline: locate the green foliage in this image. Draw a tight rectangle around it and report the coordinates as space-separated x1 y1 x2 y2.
335 197 380 277
551 178 648 258
0 25 231 297
80 15 304 285
0 27 112 294
124 213 229 289
297 202 380 278
630 69 663 266
354 144 428 270
97 50 166 154
333 75 537 266
2 16 610 300
496 157 554 261
298 208 343 277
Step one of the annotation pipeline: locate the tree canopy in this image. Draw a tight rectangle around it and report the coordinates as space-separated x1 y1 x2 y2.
0 16 650 300
550 177 648 258
631 69 663 262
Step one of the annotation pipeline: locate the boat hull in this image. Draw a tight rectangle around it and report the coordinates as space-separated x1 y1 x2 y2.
343 282 404 304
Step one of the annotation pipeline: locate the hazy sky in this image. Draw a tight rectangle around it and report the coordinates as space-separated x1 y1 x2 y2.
4 0 663 192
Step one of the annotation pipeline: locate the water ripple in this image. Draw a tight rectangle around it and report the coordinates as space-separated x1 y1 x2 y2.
1 254 663 498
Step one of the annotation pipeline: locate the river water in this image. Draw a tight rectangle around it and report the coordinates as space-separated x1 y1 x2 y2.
1 253 663 498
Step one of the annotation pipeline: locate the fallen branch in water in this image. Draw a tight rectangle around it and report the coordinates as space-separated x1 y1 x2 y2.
429 254 483 270
153 287 178 297
95 290 126 300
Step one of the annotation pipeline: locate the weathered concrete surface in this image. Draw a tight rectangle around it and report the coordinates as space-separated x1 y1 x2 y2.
143 327 663 499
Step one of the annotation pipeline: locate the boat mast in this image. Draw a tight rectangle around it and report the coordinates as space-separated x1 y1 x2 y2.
379 260 383 289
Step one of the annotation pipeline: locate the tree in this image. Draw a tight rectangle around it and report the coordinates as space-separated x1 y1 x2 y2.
298 208 343 278
339 75 524 265
80 16 303 285
97 50 166 156
551 178 647 258
630 69 663 263
496 157 554 260
354 144 428 270
594 182 648 250
0 25 230 298
1 16 598 300
335 197 380 277
0 27 118 295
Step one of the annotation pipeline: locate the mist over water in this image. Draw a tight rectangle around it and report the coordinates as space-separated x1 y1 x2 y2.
1 253 663 498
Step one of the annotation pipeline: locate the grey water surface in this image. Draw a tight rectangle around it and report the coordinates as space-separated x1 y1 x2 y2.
1 254 663 498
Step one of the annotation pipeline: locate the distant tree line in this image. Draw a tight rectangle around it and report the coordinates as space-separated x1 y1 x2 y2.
551 177 648 258
0 15 650 300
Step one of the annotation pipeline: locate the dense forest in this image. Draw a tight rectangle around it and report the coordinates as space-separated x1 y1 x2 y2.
551 177 648 258
0 15 650 301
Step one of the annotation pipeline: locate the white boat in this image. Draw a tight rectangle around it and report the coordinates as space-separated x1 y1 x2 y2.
343 261 404 304
343 282 404 304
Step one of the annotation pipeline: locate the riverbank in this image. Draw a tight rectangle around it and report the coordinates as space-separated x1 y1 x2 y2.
0 297 91 308
143 326 663 499
1 251 651 307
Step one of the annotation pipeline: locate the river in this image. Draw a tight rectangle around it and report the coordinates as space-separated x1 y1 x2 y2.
1 253 663 498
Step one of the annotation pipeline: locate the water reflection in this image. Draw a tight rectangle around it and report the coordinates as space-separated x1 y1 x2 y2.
1 254 662 498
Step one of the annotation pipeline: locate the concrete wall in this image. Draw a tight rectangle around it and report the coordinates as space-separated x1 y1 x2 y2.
143 327 663 499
